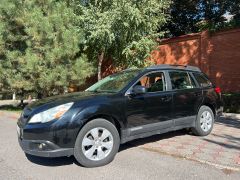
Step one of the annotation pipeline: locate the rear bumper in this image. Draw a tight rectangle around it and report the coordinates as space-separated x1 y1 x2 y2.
18 138 73 158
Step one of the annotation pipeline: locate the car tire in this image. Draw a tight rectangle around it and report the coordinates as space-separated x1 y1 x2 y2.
191 105 214 136
74 118 120 167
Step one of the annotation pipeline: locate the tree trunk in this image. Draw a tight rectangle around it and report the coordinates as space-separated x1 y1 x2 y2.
20 89 24 108
97 51 104 81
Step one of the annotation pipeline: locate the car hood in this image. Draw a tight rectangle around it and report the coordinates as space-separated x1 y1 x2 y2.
27 91 113 110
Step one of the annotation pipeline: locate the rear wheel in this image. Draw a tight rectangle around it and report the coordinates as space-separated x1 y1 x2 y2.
191 105 214 136
74 118 120 167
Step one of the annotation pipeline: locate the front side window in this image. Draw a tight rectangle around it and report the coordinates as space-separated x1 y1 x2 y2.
193 73 212 87
134 72 166 92
86 69 141 93
169 71 196 90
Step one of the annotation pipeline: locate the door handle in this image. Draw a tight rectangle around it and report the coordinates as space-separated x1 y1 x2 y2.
195 92 202 96
161 96 172 102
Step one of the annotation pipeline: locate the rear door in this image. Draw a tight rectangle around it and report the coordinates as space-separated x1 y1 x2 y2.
169 71 203 127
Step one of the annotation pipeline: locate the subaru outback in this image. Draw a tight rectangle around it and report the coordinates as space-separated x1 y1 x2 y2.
17 65 223 167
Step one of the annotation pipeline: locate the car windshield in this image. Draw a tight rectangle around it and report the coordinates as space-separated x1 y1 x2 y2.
86 69 141 93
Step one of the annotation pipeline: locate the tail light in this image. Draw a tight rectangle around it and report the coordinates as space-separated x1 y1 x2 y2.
215 87 221 94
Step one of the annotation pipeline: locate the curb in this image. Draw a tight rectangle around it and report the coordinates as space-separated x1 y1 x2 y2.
223 113 240 120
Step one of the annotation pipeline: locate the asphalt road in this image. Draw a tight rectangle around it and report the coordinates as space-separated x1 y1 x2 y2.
0 112 240 180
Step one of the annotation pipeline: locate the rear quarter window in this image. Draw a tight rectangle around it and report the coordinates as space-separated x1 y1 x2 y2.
193 73 212 88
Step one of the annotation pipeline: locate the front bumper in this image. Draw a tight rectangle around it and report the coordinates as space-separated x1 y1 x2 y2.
17 125 73 158
18 138 73 157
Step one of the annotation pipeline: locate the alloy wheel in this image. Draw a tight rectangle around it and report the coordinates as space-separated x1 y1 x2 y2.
81 127 114 161
200 111 213 132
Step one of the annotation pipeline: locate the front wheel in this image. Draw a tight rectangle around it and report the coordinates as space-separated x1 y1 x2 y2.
74 118 120 167
191 105 214 136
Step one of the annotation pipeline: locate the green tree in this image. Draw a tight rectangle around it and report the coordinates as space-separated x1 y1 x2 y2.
228 0 240 26
0 0 94 97
196 0 230 31
163 0 240 37
163 0 200 37
72 0 171 80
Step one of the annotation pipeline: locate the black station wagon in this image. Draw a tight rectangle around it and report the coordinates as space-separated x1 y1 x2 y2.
17 65 223 167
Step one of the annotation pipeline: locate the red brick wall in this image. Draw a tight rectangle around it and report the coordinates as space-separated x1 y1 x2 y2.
209 29 240 93
150 28 240 93
151 36 201 66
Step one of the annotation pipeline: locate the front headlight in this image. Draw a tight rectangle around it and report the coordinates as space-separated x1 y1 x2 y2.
29 102 74 124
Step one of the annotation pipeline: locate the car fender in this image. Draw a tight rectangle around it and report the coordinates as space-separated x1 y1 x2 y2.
70 103 125 137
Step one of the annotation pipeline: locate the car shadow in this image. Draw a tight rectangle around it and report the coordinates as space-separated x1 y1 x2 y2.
119 129 189 152
22 116 240 167
25 129 189 167
216 116 240 129
25 154 81 167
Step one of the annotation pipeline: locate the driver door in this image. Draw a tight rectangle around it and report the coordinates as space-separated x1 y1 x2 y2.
125 71 173 135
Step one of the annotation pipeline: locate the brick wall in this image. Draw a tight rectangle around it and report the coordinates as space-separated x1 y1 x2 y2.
150 28 240 93
209 29 240 93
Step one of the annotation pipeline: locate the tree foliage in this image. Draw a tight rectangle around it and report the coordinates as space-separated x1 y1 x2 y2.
72 0 171 80
163 0 240 37
0 0 94 97
0 0 171 97
227 0 240 27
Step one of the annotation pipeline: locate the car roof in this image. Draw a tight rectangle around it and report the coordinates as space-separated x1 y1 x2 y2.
145 64 201 72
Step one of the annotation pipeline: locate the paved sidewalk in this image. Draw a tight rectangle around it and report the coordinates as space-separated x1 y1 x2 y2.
130 114 240 171
1 110 240 172
0 100 18 106
0 100 32 107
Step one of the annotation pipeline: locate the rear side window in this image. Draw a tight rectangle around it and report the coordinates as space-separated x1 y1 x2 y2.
169 71 196 90
193 73 212 87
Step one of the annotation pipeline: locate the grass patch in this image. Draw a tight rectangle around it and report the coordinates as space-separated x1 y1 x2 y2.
0 105 23 112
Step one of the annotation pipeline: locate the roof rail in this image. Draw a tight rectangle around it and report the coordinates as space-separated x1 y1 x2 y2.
147 64 201 72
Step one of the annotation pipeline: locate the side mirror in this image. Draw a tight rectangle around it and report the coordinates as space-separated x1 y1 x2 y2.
131 85 147 95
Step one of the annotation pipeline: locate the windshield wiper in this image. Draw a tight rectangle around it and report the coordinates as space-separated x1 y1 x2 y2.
87 89 116 93
86 90 100 93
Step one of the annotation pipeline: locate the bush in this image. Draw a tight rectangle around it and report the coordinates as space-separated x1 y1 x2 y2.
222 93 240 113
0 91 13 100
0 105 23 112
